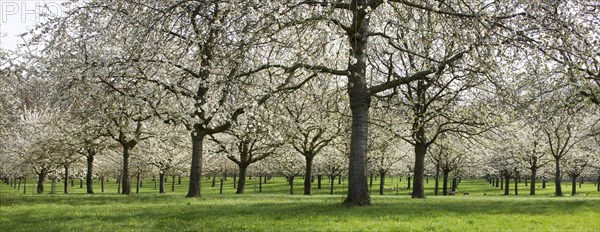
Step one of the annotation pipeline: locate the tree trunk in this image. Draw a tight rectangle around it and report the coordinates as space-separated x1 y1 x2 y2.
121 145 131 195
172 176 175 192
187 131 205 197
571 175 577 196
330 175 335 195
500 175 504 190
530 168 536 196
442 170 449 196
369 173 373 189
236 165 248 194
554 159 563 196
495 177 499 188
101 176 104 193
451 178 457 192
64 164 69 194
514 175 518 195
219 176 224 194
259 176 263 193
51 178 56 194
233 173 237 189
379 171 385 195
504 174 510 196
136 172 140 194
343 0 372 206
86 155 94 194
407 175 412 190
211 175 216 187
434 163 440 196
22 176 26 194
317 175 322 189
411 141 427 198
159 172 165 194
289 175 294 195
304 155 314 195
37 169 47 194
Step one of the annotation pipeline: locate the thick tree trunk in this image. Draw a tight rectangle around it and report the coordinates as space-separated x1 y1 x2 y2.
64 164 69 194
37 169 47 194
411 141 427 198
211 175 216 187
159 172 165 194
317 175 322 189
86 155 94 194
236 166 248 194
500 175 504 190
495 177 499 188
554 159 562 196
379 171 385 195
187 131 205 197
451 178 457 192
304 156 314 195
530 168 536 196
121 146 131 195
442 170 449 196
343 0 372 206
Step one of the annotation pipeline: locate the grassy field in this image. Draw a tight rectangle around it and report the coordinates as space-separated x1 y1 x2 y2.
1 176 599 231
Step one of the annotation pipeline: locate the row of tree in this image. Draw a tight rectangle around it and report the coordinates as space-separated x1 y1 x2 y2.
0 0 598 205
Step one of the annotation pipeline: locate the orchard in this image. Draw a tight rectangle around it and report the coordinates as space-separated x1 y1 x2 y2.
0 0 598 231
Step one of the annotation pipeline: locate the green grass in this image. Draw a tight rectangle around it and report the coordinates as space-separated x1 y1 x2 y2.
1 177 599 231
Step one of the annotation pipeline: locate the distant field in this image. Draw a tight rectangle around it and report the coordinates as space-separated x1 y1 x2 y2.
1 177 599 231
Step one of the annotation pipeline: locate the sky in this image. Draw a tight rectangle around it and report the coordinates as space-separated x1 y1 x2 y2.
1 0 71 51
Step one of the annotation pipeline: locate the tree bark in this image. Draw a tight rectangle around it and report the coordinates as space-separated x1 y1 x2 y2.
514 175 518 195
86 155 94 194
530 168 536 196
121 145 131 195
330 175 335 195
343 0 372 206
554 159 563 196
289 175 295 195
442 170 449 196
186 131 205 197
211 175 216 187
23 176 26 194
504 174 510 196
304 155 314 195
434 163 440 196
571 175 577 196
64 164 69 194
379 171 385 195
259 176 263 192
317 175 322 189
219 176 224 194
172 176 175 192
159 172 165 194
236 165 248 194
411 140 427 198
136 172 140 194
36 168 47 194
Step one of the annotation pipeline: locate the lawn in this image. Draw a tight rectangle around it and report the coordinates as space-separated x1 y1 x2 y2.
1 177 599 231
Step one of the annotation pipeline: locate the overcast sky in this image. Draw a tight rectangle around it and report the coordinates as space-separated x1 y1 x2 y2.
1 0 71 51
